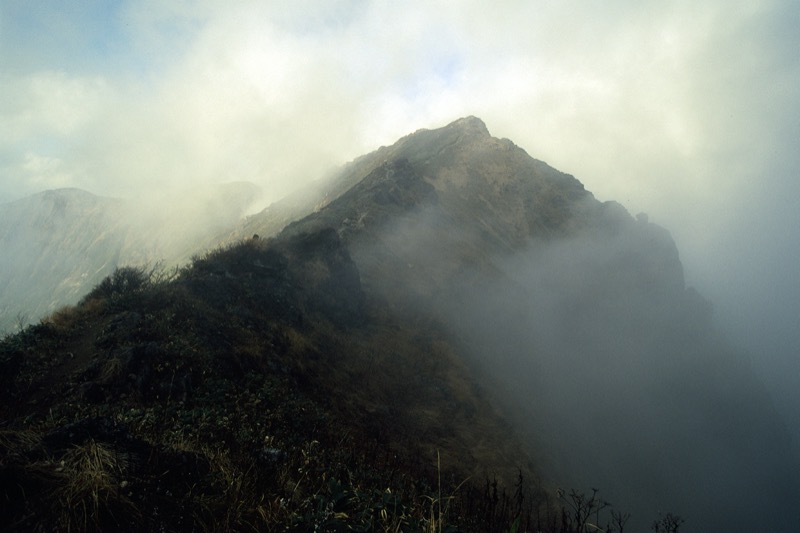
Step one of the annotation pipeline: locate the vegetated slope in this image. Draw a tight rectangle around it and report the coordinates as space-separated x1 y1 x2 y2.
240 116 800 532
0 230 553 532
0 182 261 334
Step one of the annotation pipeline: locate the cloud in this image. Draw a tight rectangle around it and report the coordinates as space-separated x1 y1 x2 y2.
0 72 108 140
1 0 797 251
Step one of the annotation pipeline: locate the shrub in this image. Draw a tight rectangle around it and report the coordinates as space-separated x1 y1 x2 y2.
83 266 152 303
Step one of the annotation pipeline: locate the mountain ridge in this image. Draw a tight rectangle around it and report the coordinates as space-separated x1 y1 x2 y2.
1 117 798 531
253 117 798 531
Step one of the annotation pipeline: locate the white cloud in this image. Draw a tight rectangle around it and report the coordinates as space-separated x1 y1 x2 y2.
0 71 111 142
2 1 796 215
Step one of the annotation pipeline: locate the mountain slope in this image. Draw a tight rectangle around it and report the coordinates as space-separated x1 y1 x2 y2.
242 116 800 532
2 116 798 531
0 182 262 334
0 230 541 532
0 189 128 330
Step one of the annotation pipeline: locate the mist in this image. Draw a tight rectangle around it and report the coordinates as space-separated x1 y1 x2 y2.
326 145 799 529
427 217 800 532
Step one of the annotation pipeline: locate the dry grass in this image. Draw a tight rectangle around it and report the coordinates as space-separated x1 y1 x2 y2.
423 450 473 533
50 440 134 531
98 356 125 383
45 305 82 331
56 441 126 531
44 297 107 332
0 238 551 531
0 428 42 457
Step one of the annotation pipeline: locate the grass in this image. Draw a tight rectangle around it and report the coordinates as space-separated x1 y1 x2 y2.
0 235 684 532
52 440 134 532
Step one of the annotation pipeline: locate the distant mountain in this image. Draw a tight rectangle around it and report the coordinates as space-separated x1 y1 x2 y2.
0 188 127 331
1 117 798 532
0 182 262 333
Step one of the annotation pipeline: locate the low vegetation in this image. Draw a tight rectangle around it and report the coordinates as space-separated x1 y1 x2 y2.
1 235 682 531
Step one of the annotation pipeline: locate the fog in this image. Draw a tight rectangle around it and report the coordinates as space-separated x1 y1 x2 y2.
3 1 800 526
422 214 800 532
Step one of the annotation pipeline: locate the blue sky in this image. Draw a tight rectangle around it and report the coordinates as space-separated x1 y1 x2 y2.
2 0 800 429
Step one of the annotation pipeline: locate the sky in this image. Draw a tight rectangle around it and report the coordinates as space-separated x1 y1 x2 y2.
1 1 799 426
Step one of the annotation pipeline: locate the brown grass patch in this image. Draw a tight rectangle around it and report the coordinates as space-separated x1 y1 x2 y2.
44 440 136 531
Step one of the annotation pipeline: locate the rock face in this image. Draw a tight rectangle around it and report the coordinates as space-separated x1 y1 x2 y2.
244 116 800 532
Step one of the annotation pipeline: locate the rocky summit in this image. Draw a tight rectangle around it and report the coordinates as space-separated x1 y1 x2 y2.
1 117 798 532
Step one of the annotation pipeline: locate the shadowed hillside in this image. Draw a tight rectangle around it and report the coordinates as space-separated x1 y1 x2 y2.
0 231 556 532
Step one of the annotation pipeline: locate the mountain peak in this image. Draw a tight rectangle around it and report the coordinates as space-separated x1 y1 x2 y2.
447 115 489 136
